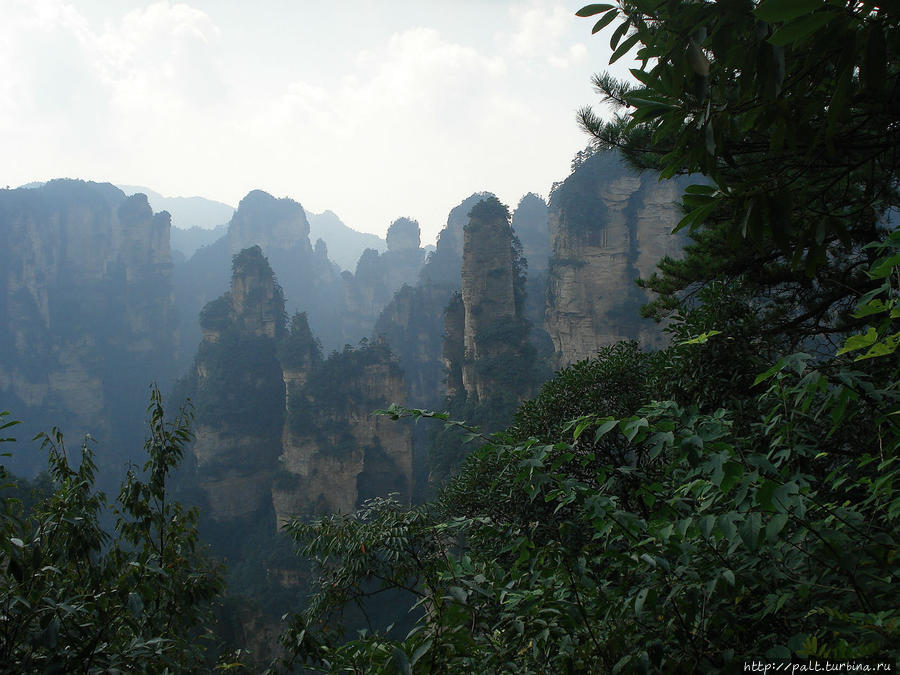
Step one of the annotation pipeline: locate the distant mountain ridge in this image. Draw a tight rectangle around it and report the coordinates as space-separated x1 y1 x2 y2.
117 185 235 230
116 185 385 269
306 209 386 271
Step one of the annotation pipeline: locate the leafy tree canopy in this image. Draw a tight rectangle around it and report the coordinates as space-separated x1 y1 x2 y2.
578 0 899 349
0 388 224 671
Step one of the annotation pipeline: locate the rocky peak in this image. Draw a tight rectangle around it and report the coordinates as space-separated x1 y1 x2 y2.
419 192 494 286
274 338 413 525
231 246 286 340
461 197 518 359
386 217 421 252
445 196 534 405
199 246 285 343
228 190 311 254
341 217 427 343
280 311 322 393
0 179 175 476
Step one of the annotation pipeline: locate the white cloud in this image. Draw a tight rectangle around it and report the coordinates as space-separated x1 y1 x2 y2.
0 1 611 243
497 0 585 70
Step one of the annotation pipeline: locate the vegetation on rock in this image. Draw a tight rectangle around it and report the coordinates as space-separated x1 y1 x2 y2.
271 1 900 671
0 388 224 671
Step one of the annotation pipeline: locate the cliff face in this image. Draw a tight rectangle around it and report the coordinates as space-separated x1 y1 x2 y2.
365 195 496 410
173 190 344 368
0 180 175 475
545 151 687 366
227 190 311 255
459 199 521 402
512 192 551 275
191 246 286 521
274 338 412 526
373 283 456 408
187 256 412 525
440 197 535 408
419 193 494 287
342 218 427 342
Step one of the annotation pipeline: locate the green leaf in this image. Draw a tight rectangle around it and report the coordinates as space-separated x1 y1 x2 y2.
411 639 432 666
684 183 716 195
720 461 744 494
594 418 619 442
610 32 641 64
721 569 735 587
609 19 630 51
852 298 891 318
868 252 900 279
592 10 618 34
717 513 737 540
766 513 789 542
392 646 412 675
622 417 649 442
680 330 722 345
753 357 790 386
739 512 761 551
768 12 838 46
836 327 878 355
755 0 823 23
576 3 614 17
687 40 709 76
634 587 649 615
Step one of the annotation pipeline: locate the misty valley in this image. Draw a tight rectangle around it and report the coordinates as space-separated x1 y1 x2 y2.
1 0 898 673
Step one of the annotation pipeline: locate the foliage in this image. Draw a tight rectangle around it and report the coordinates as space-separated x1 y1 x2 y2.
577 0 898 267
200 293 233 333
270 2 900 671
192 332 285 437
578 0 897 346
275 323 899 671
547 148 616 240
285 339 405 459
279 311 323 371
0 387 224 672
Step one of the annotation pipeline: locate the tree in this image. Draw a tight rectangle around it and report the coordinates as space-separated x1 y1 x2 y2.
0 387 223 672
577 0 899 348
269 2 900 671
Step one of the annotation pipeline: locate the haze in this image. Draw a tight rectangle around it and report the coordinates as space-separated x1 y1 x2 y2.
1 0 632 244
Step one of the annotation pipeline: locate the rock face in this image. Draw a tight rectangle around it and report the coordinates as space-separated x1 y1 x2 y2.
419 192 495 286
545 150 687 367
187 253 412 525
173 190 344 368
191 246 286 521
459 198 521 402
442 197 535 407
374 283 456 408
228 190 311 255
512 192 551 275
274 337 412 526
367 195 496 409
441 293 466 399
0 180 175 475
341 218 427 341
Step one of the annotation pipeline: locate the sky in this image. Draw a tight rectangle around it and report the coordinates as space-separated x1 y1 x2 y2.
2 0 633 244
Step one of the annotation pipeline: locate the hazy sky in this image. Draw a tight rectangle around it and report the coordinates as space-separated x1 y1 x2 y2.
2 0 632 244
